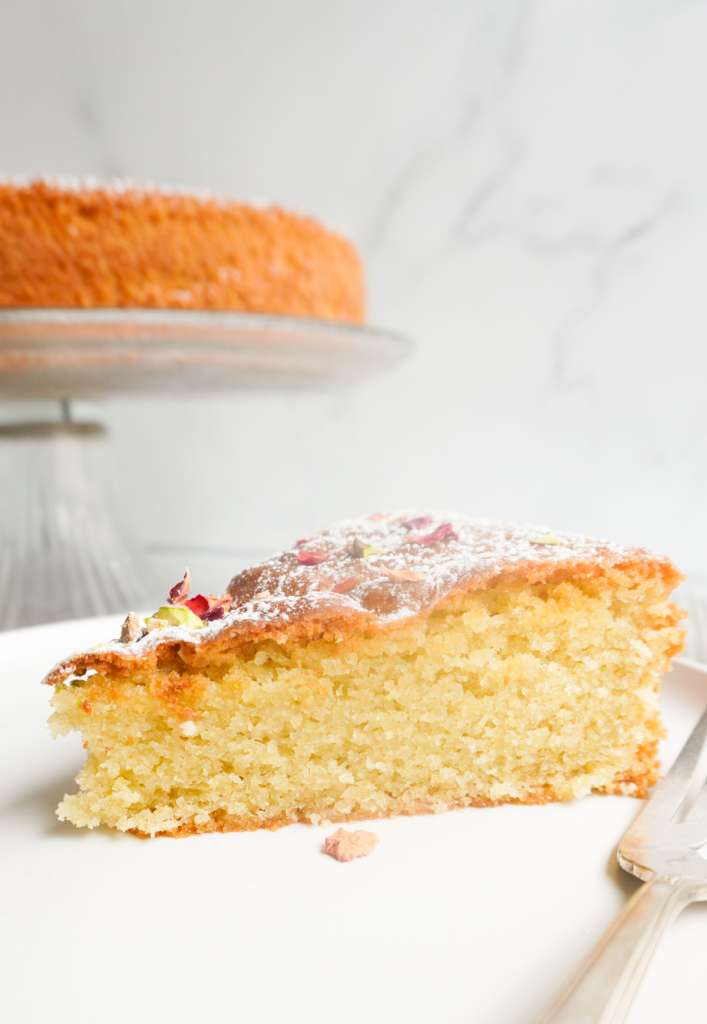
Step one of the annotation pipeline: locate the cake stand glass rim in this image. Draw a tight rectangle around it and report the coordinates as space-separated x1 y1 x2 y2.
0 307 412 398
0 306 411 347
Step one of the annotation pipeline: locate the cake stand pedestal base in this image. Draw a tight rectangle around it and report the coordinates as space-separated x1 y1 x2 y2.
0 401 150 629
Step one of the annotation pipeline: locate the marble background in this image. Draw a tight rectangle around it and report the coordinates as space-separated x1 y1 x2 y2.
1 0 706 619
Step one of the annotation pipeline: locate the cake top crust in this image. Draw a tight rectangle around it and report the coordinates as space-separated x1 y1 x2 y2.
0 178 346 240
0 178 364 321
43 511 681 685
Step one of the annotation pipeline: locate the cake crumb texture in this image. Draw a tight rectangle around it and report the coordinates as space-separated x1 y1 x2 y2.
50 567 683 837
0 179 364 322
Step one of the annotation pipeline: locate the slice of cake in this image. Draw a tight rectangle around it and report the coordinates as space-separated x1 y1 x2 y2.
45 513 685 837
0 179 364 322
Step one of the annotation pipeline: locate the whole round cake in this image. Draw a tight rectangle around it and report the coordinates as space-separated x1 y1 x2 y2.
0 179 364 322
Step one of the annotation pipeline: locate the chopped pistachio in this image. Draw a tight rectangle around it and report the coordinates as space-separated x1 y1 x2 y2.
144 617 168 633
350 536 382 558
152 605 205 629
532 534 564 546
120 611 145 643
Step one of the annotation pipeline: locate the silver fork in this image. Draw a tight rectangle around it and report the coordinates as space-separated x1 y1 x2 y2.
539 705 707 1023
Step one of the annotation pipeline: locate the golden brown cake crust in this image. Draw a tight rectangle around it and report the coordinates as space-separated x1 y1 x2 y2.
0 179 364 322
43 512 684 687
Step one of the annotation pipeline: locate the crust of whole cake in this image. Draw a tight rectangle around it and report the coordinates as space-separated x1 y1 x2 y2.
0 179 364 322
44 514 684 688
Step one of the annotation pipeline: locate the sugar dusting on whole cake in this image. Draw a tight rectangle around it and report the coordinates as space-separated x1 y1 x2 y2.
0 175 267 205
0 176 314 225
43 511 671 685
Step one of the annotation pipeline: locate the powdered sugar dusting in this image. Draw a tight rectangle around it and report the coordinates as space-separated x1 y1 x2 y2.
224 511 647 623
43 511 668 684
0 177 340 228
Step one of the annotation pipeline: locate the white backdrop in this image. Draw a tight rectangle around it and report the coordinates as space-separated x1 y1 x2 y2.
1 0 706 600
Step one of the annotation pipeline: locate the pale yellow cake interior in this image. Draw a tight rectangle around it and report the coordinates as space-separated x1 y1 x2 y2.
50 568 683 836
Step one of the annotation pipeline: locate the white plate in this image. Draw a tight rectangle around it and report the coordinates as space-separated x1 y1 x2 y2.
2 617 707 1024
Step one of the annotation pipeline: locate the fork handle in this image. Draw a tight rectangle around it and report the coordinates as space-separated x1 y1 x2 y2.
537 876 693 1024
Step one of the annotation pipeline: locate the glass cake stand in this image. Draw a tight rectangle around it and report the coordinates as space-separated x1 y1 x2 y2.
0 309 411 628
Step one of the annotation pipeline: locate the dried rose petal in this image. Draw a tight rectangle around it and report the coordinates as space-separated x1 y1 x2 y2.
185 594 210 617
120 611 145 643
168 569 191 605
407 522 458 546
206 593 233 614
202 605 225 622
401 515 433 531
379 567 423 583
333 575 364 593
323 828 378 862
297 549 327 566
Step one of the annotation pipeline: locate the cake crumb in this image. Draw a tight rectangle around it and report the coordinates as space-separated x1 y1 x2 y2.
323 828 378 862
